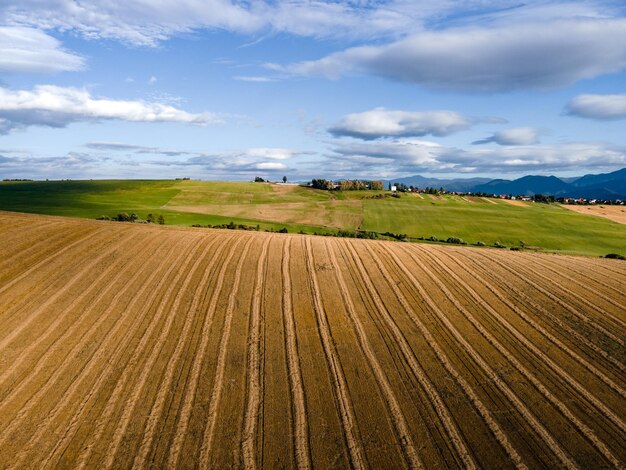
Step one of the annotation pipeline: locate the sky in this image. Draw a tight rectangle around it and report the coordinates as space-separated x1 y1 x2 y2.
0 0 625 181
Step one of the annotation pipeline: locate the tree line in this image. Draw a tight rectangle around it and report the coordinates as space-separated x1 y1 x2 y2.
96 213 165 224
310 179 384 191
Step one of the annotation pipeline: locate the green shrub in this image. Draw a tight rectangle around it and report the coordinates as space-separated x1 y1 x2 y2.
446 237 466 245
604 253 625 260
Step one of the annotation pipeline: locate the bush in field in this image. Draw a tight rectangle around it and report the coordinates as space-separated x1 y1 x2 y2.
446 237 466 245
475 241 486 246
157 215 165 225
146 213 155 223
604 253 625 260
310 179 335 190
116 213 131 222
493 241 506 248
382 232 408 241
96 215 111 221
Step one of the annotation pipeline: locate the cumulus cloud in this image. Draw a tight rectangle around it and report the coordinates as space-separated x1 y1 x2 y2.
244 148 305 160
473 127 542 146
254 161 287 170
166 152 293 174
0 85 221 134
566 94 626 120
329 108 479 139
328 139 626 175
0 26 84 73
277 18 626 92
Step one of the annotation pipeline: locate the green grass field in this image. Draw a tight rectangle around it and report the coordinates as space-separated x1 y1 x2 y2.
1 179 624 256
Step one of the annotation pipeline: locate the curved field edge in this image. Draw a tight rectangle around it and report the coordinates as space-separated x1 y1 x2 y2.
0 211 624 468
1 180 625 256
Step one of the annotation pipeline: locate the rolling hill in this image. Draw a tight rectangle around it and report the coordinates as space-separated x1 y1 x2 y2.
0 211 624 468
1 179 626 256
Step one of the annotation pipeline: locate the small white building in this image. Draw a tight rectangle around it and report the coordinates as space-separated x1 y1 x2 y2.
391 185 397 192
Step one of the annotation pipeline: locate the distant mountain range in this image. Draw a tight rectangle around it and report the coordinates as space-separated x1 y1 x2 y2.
387 168 626 200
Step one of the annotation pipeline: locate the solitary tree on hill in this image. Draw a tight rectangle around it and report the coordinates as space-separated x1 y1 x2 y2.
282 175 287 183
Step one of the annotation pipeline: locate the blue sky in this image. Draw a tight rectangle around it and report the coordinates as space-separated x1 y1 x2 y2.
1 0 625 181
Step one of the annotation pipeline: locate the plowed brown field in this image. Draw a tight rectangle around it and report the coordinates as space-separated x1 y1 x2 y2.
0 211 624 469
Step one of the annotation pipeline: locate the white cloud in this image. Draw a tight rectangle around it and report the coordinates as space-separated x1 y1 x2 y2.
277 18 626 92
0 85 222 134
84 142 306 161
233 76 277 83
84 142 191 156
255 161 287 170
566 94 626 120
0 26 84 73
329 108 477 139
329 139 626 174
81 142 306 176
473 127 541 145
148 76 157 85
1 0 262 47
85 142 151 152
8 1 605 48
244 148 302 160
0 0 429 46
0 152 105 179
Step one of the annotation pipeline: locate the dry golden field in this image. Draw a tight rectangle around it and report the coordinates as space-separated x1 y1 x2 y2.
0 211 624 469
563 204 626 226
